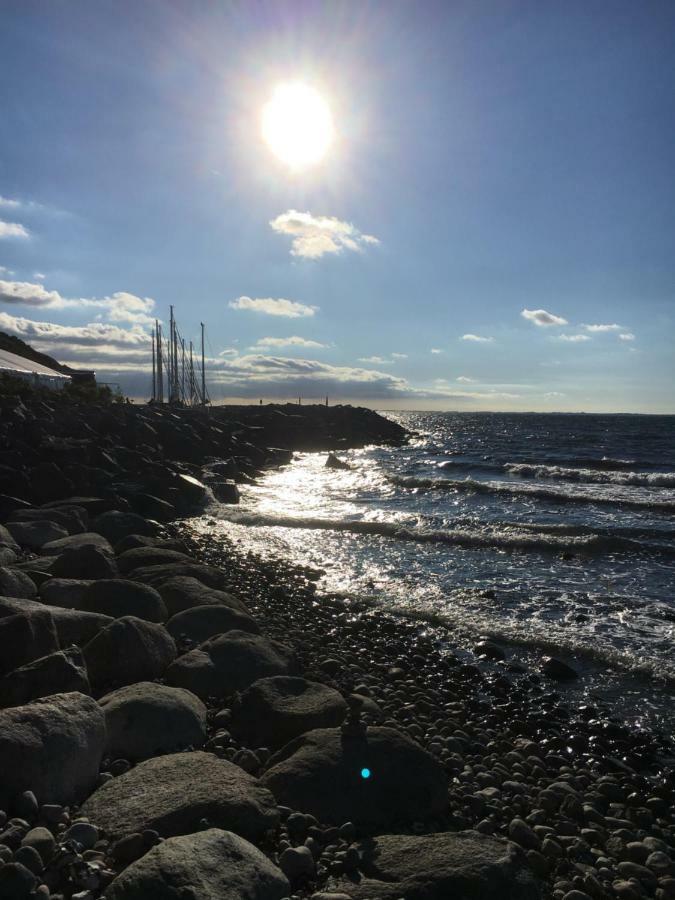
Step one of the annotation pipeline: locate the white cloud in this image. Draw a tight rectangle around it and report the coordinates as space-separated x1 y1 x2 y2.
430 348 444 354
619 332 635 342
461 334 494 343
457 376 474 383
558 334 591 342
545 391 565 398
251 336 327 350
269 209 379 259
583 323 622 332
229 296 317 318
358 355 390 364
391 352 408 359
0 279 63 306
0 279 156 325
218 347 239 357
521 308 568 327
0 221 30 239
0 311 151 348
33 272 46 281
0 197 21 209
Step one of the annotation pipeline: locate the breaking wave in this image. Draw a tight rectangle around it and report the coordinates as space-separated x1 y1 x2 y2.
505 462 675 487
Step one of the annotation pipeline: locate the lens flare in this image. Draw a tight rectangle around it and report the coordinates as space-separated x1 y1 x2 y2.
261 82 334 170
360 767 371 779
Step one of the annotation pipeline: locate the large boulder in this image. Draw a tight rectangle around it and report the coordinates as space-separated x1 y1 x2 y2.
0 647 90 708
166 631 293 700
12 506 87 535
333 832 540 900
131 563 230 591
100 682 207 761
260 727 448 828
0 545 17 565
104 828 289 900
0 566 38 599
5 520 68 550
80 579 168 623
81 751 278 842
40 578 93 608
0 595 112 646
0 523 20 552
83 616 176 691
41 532 114 556
0 692 105 808
166 603 260 644
0 610 59 677
158 576 250 617
91 510 158 544
117 547 193 576
50 545 118 580
231 677 348 749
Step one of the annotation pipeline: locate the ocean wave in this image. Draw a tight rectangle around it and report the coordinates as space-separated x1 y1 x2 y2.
212 507 675 555
390 475 675 512
505 462 675 487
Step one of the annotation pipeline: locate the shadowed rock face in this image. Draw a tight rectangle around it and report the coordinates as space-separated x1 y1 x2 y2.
0 691 105 808
0 647 90 708
104 829 290 900
157 576 250 618
0 609 59 677
260 727 449 829
80 579 168 623
0 595 113 646
165 602 260 643
332 831 541 900
81 751 279 842
83 616 176 692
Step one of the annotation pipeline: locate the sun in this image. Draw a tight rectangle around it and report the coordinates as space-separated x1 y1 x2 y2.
261 82 334 170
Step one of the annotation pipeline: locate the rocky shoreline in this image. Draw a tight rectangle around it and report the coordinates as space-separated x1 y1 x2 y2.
0 394 673 900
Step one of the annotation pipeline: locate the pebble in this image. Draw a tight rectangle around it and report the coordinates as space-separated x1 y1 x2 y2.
64 822 99 851
20 827 55 864
508 817 540 850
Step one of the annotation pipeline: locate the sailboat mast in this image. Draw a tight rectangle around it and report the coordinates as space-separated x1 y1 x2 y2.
151 330 156 401
201 322 206 405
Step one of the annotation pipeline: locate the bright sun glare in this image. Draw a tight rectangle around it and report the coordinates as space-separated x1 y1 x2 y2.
261 82 334 170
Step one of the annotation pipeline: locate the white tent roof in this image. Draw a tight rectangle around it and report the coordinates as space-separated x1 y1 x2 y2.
0 347 70 380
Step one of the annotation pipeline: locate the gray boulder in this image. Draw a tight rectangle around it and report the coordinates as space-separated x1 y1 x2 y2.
260 727 448 828
333 831 540 900
0 523 20 551
12 507 87 535
82 751 278 841
0 691 105 808
104 828 289 900
117 547 192 576
100 682 207 760
0 647 90 708
92 510 158 544
80 579 168 622
41 532 114 556
131 562 230 591
40 578 93 608
231 677 347 749
6 520 68 550
0 595 112 646
50 546 118 580
166 603 259 644
158 575 250 617
166 631 292 700
0 566 38 599
0 545 17 565
83 616 176 691
0 610 59 677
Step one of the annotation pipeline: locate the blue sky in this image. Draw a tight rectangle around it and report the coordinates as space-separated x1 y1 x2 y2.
1 0 674 410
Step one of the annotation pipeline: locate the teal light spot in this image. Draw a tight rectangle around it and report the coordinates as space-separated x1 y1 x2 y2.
361 767 371 779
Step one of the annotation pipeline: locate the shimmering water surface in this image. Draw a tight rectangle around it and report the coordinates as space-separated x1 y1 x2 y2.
191 412 675 731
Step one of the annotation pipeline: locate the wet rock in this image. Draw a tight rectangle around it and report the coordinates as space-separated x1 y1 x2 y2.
260 726 448 829
83 616 176 691
104 828 289 900
100 682 207 761
0 567 38 600
117 547 193 576
82 751 278 842
0 647 90 708
165 603 260 643
131 563 231 592
211 481 240 504
158 576 250 617
333 831 540 899
0 610 59 678
325 454 350 471
80 580 168 623
166 630 293 700
541 657 578 680
230 676 348 749
91 511 158 544
40 532 114 557
0 692 105 808
474 640 506 661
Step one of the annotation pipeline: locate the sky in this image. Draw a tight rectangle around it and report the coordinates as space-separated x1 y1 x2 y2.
1 0 674 411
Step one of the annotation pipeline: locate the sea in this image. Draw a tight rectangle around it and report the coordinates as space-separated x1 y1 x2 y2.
191 411 675 734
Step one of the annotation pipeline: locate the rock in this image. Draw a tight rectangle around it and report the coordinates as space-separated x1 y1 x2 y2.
0 523 21 552
39 578 93 608
0 692 105 808
81 751 278 842
231 677 348 749
80 580 168 623
39 532 114 557
541 657 578 680
0 545 17 566
166 631 293 700
474 640 506 661
0 862 38 898
100 682 207 761
166 603 260 643
21 826 56 864
91 511 158 544
5 520 68 550
11 506 87 535
130 563 230 592
117 547 193 576
158 576 250 617
508 818 540 850
83 616 176 691
14 844 43 874
64 821 99 850
0 567 37 600
50 546 118 580
0 647 90 708
279 845 315 880
260 727 448 828
104 828 289 900
332 831 539 900
325 454 350 470
211 481 240 504
0 595 112 646
0 610 60 678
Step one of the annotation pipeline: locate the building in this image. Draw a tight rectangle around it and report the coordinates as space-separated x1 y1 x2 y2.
0 347 72 390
